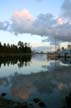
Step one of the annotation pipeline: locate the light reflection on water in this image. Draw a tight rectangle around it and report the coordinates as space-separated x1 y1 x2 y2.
0 54 48 77
0 54 71 108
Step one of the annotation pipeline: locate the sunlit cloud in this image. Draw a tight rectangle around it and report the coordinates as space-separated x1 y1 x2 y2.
11 9 34 35
56 17 64 25
12 9 34 21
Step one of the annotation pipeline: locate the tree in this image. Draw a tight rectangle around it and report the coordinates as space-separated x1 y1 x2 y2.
0 41 32 54
18 41 24 48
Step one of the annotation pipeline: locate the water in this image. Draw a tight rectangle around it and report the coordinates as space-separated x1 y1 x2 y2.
0 54 71 108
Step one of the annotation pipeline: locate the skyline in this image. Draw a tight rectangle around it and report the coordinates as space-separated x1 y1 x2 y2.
0 0 71 49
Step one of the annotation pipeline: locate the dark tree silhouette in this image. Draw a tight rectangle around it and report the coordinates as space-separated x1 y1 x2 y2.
0 41 32 54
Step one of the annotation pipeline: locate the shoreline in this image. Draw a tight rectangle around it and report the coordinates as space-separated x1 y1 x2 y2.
0 53 32 56
0 96 47 108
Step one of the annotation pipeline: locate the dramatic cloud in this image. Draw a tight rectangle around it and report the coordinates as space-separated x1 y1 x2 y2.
0 0 71 43
11 9 34 35
49 23 71 42
32 14 56 36
10 10 56 36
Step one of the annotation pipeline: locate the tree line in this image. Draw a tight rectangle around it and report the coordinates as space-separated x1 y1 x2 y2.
0 41 32 54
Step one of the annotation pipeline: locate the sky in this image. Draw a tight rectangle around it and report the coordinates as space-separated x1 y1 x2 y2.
0 0 71 48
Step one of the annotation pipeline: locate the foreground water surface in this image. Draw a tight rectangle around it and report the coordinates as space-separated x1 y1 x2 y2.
0 54 71 108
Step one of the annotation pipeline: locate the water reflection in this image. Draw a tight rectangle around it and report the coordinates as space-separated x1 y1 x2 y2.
60 57 71 65
0 54 71 108
0 54 70 68
0 55 32 68
42 57 71 71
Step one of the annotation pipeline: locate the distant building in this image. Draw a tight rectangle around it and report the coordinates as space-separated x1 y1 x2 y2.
48 52 59 59
67 45 71 50
58 49 71 57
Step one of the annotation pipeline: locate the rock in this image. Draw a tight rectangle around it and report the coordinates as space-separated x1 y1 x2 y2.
23 102 29 108
38 102 46 107
33 98 41 103
66 96 71 108
1 93 7 97
28 103 33 107
69 91 71 96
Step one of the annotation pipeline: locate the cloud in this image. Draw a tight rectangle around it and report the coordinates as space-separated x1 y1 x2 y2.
12 9 34 21
10 9 34 35
61 0 71 21
50 23 71 42
32 13 56 36
0 21 9 30
10 7 71 43
0 0 71 43
11 11 56 36
56 17 64 25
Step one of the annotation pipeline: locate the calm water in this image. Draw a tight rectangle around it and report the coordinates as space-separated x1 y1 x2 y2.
0 54 71 108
